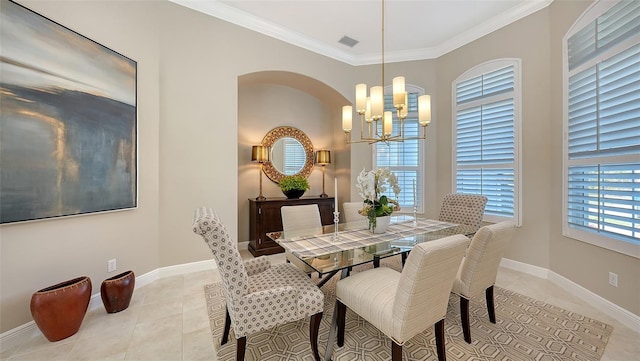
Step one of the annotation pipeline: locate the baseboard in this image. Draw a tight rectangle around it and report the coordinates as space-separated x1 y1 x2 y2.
500 257 640 333
499 258 549 278
238 241 249 250
0 259 217 352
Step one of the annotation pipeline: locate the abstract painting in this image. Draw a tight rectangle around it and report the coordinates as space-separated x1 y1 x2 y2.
0 1 137 223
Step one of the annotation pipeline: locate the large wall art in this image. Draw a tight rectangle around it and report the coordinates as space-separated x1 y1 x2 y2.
0 0 137 224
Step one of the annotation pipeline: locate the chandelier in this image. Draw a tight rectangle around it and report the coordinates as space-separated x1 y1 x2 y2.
342 0 431 144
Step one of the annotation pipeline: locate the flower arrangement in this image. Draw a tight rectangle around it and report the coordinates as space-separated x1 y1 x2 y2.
356 168 401 232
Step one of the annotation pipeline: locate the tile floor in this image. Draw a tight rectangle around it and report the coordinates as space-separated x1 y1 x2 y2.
2 251 638 360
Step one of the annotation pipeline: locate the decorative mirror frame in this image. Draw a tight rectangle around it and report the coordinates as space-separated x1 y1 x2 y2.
261 126 314 183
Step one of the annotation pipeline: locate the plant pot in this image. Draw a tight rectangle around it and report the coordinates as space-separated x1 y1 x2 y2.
283 189 305 199
100 270 135 313
30 276 92 342
369 215 391 234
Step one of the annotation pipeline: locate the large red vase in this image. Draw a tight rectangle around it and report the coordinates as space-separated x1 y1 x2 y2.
30 276 92 342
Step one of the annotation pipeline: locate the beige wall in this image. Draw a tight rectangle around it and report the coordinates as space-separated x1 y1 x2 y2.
1 0 638 334
436 5 553 269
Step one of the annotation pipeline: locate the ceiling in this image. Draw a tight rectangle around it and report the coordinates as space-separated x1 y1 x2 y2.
170 0 553 66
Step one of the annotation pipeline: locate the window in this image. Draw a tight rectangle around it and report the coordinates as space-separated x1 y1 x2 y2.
374 85 425 213
564 0 640 257
453 59 522 225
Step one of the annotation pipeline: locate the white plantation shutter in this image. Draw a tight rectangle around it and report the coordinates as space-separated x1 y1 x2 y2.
283 138 306 175
453 60 521 224
374 88 424 212
564 0 640 254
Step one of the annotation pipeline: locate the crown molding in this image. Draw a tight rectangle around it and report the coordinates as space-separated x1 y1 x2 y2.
170 0 552 66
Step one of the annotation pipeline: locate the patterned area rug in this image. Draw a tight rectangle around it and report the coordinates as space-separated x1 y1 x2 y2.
204 259 612 361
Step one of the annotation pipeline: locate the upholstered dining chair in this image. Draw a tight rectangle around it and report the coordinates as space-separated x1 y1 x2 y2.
335 235 470 361
438 193 488 227
342 202 363 223
281 204 323 238
451 221 516 343
192 207 324 361
343 201 366 230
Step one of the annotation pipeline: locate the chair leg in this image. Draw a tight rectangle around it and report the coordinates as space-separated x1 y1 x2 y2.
392 340 403 361
236 336 246 361
222 308 231 345
486 285 496 323
309 312 323 361
460 296 471 343
336 300 347 347
434 319 446 361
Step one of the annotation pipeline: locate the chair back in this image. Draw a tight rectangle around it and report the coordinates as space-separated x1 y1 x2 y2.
455 221 516 297
392 235 469 342
438 193 488 227
192 207 248 302
281 204 322 237
343 202 363 223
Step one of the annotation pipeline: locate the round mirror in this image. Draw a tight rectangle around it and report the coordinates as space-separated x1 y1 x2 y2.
261 126 314 183
270 137 306 175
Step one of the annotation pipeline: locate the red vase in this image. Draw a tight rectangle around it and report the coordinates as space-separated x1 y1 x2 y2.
30 276 92 342
100 270 135 313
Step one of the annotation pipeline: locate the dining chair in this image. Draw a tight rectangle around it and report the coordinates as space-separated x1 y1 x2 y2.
335 235 470 361
192 207 324 361
342 201 363 223
451 221 516 343
438 193 488 227
281 204 323 237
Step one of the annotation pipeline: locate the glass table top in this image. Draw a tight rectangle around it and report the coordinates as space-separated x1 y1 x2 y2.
268 216 477 276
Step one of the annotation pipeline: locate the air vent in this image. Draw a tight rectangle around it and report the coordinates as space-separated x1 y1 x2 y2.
338 36 359 48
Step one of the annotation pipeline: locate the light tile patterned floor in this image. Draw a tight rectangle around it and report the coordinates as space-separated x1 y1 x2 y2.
2 250 638 360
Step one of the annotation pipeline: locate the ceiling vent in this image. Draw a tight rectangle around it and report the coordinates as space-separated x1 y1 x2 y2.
338 36 359 48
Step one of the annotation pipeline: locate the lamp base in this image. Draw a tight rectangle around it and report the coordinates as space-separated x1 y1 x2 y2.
319 193 328 198
256 196 266 201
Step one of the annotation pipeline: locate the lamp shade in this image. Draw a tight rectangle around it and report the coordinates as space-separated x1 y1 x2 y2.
315 150 331 165
251 145 270 163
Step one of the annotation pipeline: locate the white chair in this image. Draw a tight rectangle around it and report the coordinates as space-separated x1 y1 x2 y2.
438 193 488 227
192 207 324 361
342 201 363 223
281 204 323 238
343 201 366 230
334 235 470 361
452 221 516 343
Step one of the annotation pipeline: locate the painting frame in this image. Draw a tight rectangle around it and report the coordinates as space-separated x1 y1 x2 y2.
0 0 138 224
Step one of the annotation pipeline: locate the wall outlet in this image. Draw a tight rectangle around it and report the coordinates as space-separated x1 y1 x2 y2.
107 259 117 273
608 272 618 287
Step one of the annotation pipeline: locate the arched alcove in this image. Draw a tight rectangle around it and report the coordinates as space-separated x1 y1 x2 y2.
237 71 351 244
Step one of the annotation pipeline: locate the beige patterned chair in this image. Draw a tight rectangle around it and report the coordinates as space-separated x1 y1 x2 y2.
334 235 470 361
438 193 488 227
451 221 516 343
192 207 324 361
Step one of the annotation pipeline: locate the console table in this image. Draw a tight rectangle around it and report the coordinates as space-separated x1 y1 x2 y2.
248 197 335 256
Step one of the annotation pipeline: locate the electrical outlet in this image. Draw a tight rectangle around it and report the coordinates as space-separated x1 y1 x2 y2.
108 259 117 273
608 272 618 287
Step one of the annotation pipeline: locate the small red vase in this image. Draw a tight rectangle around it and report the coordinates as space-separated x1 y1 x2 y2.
30 276 92 342
100 270 135 313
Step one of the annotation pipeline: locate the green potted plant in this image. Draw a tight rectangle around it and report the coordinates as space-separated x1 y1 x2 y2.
279 175 310 199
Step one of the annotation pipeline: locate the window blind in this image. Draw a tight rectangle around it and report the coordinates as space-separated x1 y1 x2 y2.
454 63 519 222
375 91 422 211
565 0 640 246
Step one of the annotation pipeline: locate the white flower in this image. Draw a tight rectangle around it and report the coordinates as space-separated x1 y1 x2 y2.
356 168 376 200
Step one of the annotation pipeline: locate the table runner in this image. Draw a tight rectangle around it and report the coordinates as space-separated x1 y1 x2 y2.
277 219 457 258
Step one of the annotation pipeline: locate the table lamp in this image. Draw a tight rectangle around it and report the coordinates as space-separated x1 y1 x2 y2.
251 145 270 201
315 150 331 198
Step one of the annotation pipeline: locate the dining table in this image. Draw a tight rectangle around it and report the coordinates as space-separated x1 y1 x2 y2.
267 215 478 361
